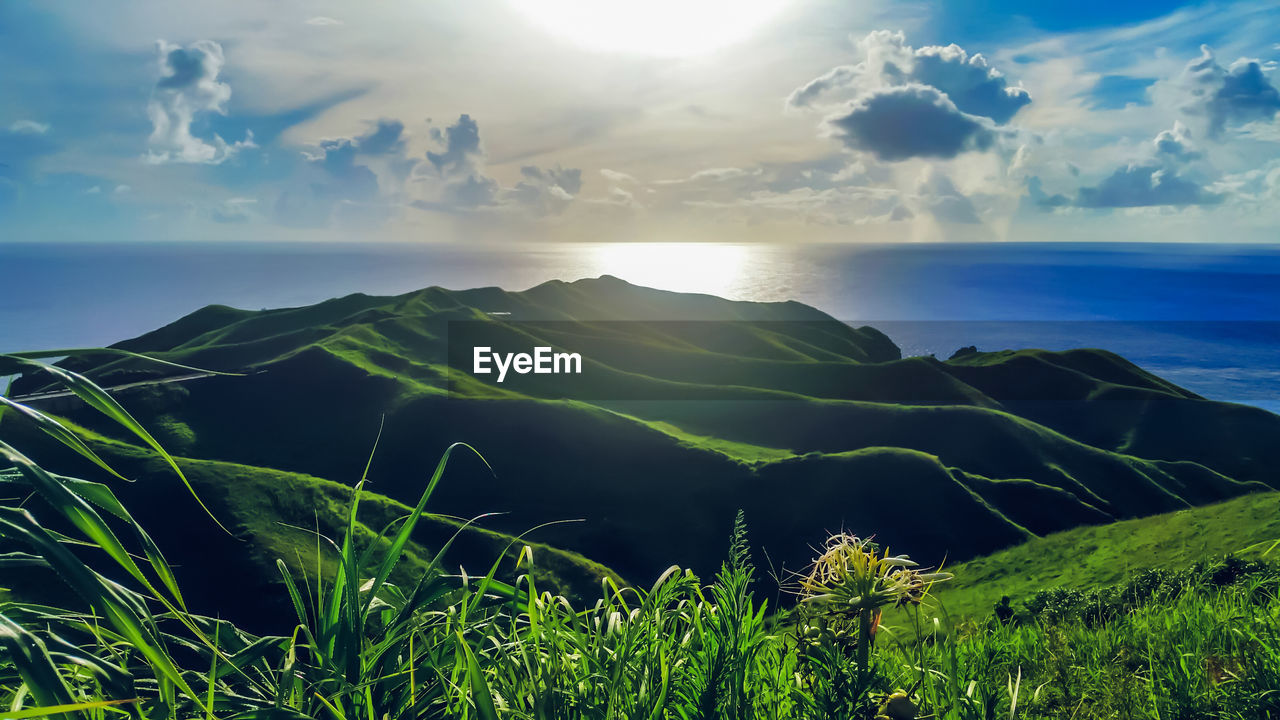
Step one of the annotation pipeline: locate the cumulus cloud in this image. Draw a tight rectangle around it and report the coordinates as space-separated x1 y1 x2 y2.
1025 176 1070 209
897 43 1031 123
790 31 1025 162
276 118 439 227
505 165 582 213
789 31 1031 123
275 126 392 226
426 114 484 175
824 85 998 161
354 119 407 155
1153 121 1200 161
413 114 583 217
1178 45 1280 137
412 114 505 210
1067 124 1220 209
1076 164 1221 208
146 40 255 164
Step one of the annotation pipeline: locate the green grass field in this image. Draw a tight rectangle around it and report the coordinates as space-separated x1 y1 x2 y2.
931 490 1280 625
5 281 1280 719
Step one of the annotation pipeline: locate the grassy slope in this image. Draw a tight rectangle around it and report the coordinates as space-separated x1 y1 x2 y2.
930 490 1280 625
944 348 1280 487
4 421 619 632
14 277 1279 595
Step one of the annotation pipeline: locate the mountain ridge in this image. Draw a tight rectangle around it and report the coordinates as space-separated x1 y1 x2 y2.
15 276 1278 594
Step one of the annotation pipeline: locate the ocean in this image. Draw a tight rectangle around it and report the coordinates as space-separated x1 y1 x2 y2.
2 241 1278 413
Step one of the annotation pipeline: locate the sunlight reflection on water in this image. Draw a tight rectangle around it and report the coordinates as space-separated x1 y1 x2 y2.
2 241 1278 411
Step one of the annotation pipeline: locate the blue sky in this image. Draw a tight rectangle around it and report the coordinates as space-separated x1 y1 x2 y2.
1 0 1279 243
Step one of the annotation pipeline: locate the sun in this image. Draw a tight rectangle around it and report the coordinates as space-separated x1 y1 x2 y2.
510 0 793 57
585 243 751 297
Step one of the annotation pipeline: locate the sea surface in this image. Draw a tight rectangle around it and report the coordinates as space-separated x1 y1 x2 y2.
2 241 1278 413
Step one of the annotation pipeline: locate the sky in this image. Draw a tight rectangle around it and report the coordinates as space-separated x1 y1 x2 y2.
1 0 1279 244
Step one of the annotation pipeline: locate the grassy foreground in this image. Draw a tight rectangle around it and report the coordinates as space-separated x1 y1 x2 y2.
2 352 1279 719
935 491 1280 623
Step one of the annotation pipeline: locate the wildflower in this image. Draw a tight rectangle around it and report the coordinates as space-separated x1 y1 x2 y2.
791 534 952 615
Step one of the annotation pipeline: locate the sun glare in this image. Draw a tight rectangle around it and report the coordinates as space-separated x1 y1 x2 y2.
510 0 792 57
586 243 751 297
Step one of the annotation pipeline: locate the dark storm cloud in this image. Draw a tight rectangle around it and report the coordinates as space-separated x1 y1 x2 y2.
1180 46 1280 137
1075 164 1221 208
824 85 998 161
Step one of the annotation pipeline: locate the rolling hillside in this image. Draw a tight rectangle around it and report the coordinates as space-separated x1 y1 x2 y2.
13 276 1279 596
1 422 619 633
930 490 1280 624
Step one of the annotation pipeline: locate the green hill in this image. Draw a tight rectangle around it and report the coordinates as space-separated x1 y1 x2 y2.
11 277 1279 612
1 422 619 633
931 490 1280 624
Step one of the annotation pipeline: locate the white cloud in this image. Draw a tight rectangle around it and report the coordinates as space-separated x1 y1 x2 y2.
600 168 639 184
304 16 343 26
145 40 256 164
789 31 1032 124
213 197 257 223
8 120 50 135
789 32 1027 163
1173 45 1280 137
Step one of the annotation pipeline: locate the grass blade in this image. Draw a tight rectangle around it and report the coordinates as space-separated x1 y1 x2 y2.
1 354 228 533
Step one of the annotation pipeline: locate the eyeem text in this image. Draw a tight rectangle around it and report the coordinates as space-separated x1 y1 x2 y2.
473 346 582 383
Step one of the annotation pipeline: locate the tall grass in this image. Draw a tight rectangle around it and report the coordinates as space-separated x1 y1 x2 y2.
2 351 1278 719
